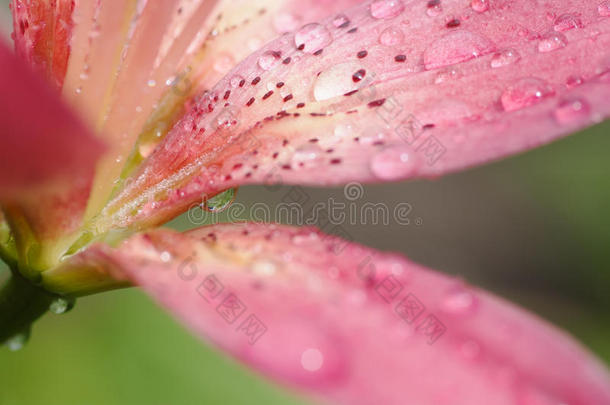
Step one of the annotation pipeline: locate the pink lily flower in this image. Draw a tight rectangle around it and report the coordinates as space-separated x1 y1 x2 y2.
1 0 610 404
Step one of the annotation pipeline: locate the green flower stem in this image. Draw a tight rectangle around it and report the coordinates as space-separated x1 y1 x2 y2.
0 269 57 344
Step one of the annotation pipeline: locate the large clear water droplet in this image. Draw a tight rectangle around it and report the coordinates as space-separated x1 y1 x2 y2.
5 327 30 352
553 98 591 125
294 23 333 54
203 188 236 213
379 26 404 46
313 61 365 101
370 0 405 19
49 297 75 314
500 77 554 112
538 32 567 53
553 13 582 32
370 147 417 180
490 49 521 68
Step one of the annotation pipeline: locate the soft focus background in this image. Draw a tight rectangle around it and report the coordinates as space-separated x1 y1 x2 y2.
1 2 609 405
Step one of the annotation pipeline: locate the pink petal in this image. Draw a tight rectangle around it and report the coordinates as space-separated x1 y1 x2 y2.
0 39 104 267
11 0 75 89
52 0 362 222
96 0 610 233
74 223 610 405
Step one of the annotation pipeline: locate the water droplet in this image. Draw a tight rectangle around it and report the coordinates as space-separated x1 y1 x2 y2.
434 68 461 83
160 251 172 263
291 145 322 166
301 348 324 371
273 12 301 33
379 26 404 46
599 1 610 17
5 328 30 351
370 0 405 19
332 14 350 28
565 75 584 88
553 98 591 124
553 13 583 32
213 53 235 73
258 51 281 71
441 285 478 315
538 32 567 53
423 30 495 70
426 0 443 17
313 61 365 101
370 147 417 180
294 23 333 54
204 188 236 212
490 49 521 68
471 0 489 12
253 259 277 276
49 297 75 314
500 77 554 112
147 79 157 87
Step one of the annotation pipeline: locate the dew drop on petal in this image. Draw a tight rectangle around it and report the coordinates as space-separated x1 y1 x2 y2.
295 23 333 54
379 26 404 46
230 75 244 88
553 13 583 32
204 189 236 212
538 32 567 53
599 1 610 17
441 286 478 316
370 0 405 19
49 297 75 314
333 14 350 28
490 49 521 68
426 0 443 17
258 50 281 71
565 75 584 88
471 0 489 12
553 98 591 124
160 251 172 263
500 77 554 112
291 145 322 166
423 30 495 70
313 61 365 101
301 348 324 372
370 147 417 180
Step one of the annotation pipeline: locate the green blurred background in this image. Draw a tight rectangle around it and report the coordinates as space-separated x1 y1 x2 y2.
1 2 610 404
